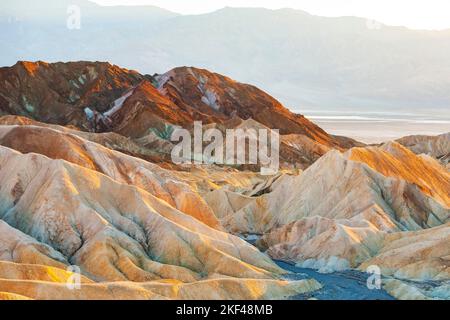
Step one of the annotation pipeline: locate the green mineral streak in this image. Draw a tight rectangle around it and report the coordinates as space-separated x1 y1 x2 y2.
70 79 80 88
150 123 175 141
78 74 87 84
22 96 35 113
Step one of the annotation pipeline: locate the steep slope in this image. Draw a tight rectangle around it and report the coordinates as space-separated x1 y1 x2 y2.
0 218 321 299
360 223 450 281
181 117 335 171
205 142 449 273
0 115 177 166
0 123 329 299
383 279 450 300
0 116 273 192
0 220 68 269
397 133 450 168
0 60 362 174
0 124 219 229
224 118 339 169
0 114 336 173
104 80 196 138
0 61 359 152
0 275 320 300
281 134 332 166
349 142 449 205
0 61 144 129
0 146 287 283
155 67 340 147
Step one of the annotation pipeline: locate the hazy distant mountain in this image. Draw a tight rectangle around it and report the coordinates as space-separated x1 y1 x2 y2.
1 2 450 301
1 0 450 112
0 0 178 22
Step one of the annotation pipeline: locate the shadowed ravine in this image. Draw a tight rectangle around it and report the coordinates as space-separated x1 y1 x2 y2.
243 236 394 300
275 261 395 300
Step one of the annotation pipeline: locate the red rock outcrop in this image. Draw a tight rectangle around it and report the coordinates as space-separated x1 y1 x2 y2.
155 67 342 147
0 61 359 152
0 61 143 129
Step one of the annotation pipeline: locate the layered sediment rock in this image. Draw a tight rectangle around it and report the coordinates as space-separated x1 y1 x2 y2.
397 133 450 169
204 142 449 277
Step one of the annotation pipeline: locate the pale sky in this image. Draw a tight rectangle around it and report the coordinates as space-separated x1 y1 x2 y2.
91 0 450 30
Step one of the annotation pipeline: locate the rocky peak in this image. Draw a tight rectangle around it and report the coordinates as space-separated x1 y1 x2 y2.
157 66 341 147
0 61 144 128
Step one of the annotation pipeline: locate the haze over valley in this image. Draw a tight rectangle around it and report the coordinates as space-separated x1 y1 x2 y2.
1 0 449 141
0 1 448 301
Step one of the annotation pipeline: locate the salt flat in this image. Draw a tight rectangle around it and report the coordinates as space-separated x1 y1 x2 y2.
303 111 450 144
